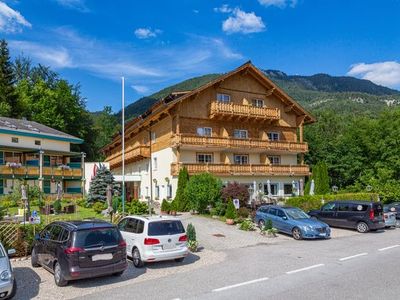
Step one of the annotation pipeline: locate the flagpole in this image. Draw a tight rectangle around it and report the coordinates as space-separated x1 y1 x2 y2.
122 77 125 214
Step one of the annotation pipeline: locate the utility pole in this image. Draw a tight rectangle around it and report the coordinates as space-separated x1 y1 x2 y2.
121 77 125 214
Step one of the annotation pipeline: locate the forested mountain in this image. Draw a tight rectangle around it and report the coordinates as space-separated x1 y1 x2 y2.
118 68 400 121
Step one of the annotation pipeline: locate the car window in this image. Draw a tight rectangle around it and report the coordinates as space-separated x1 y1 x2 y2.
136 220 144 234
258 207 268 213
49 225 63 241
322 203 336 212
268 208 277 216
74 227 121 248
277 209 286 218
126 218 138 233
118 219 128 231
338 203 351 211
59 229 69 242
0 246 5 258
285 208 309 219
351 204 368 212
40 225 53 240
148 220 185 236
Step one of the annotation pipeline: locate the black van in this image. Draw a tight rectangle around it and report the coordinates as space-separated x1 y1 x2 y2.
31 220 127 286
308 201 385 233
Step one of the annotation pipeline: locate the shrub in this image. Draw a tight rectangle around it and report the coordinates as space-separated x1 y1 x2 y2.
239 219 255 231
265 219 273 230
175 167 190 211
237 207 249 218
185 173 222 213
112 196 120 213
225 200 237 219
76 198 86 207
93 202 104 214
221 182 249 207
127 200 151 215
215 201 227 216
170 199 178 212
161 199 170 212
186 223 196 242
53 199 62 214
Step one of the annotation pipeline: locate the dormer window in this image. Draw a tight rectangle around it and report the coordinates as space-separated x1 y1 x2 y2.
197 127 212 137
252 99 264 107
217 93 230 103
234 129 248 139
267 132 280 141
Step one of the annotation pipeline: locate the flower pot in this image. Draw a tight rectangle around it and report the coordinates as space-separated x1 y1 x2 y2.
226 218 235 225
170 211 177 216
161 211 168 215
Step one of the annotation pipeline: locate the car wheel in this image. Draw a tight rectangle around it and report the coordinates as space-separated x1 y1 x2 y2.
292 227 302 240
356 221 369 233
258 219 265 229
174 257 184 263
54 262 68 287
8 279 16 299
132 248 144 268
31 248 40 268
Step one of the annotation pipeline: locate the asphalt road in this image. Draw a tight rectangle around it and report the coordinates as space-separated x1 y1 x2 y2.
74 227 400 300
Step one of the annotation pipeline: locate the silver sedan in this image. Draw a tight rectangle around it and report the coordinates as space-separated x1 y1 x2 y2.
0 243 16 299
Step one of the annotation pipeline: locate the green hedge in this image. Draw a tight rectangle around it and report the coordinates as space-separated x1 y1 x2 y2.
285 193 379 211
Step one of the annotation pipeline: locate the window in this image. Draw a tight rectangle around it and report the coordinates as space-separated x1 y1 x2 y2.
268 208 277 216
34 140 41 146
151 132 156 143
197 127 212 137
167 184 172 199
59 229 69 242
284 184 293 195
136 220 144 234
252 99 264 107
270 184 278 195
233 129 248 139
118 218 128 231
197 153 213 163
267 132 280 141
155 185 160 198
322 202 336 212
147 220 185 236
268 156 281 165
338 203 351 211
49 225 63 241
234 154 249 165
126 218 138 233
217 93 230 103
11 137 18 143
277 209 286 218
153 157 157 170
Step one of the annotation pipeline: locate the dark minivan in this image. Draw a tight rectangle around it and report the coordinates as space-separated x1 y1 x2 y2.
31 220 127 286
308 201 385 233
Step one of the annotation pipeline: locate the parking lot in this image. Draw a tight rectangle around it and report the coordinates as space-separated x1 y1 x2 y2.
10 213 371 300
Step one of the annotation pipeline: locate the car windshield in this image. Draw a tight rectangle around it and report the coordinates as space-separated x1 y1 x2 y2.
285 208 310 220
0 246 5 258
384 206 396 213
148 220 185 236
74 227 121 248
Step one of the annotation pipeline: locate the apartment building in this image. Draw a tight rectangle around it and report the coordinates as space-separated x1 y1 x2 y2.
103 62 315 203
0 117 85 197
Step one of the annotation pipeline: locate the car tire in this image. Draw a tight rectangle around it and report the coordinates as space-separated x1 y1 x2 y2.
356 221 369 233
258 219 265 229
8 279 16 299
292 227 303 240
31 248 40 268
174 257 184 263
54 262 68 287
132 248 144 268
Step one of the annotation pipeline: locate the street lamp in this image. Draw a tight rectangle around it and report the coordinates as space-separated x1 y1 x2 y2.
248 186 254 208
366 185 373 202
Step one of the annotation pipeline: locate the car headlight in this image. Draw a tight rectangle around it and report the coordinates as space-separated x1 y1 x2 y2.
302 225 313 231
0 270 11 281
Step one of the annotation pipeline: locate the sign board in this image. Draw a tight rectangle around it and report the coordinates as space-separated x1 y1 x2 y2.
233 199 240 209
29 216 41 225
32 210 38 217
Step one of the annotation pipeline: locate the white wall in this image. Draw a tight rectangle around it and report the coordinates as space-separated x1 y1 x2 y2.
0 133 71 152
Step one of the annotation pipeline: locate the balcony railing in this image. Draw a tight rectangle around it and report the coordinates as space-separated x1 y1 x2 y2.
171 163 310 176
209 102 280 120
0 164 82 178
106 145 150 168
172 134 308 152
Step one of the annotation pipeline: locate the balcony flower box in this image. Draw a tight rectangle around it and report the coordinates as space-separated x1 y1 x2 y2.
57 164 71 170
6 162 22 169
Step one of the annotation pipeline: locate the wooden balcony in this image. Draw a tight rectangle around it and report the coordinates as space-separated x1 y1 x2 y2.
0 164 82 178
172 134 308 153
171 163 310 176
106 145 150 168
209 102 280 121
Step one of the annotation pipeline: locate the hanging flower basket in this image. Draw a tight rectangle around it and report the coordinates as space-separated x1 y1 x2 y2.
57 164 71 170
7 162 22 169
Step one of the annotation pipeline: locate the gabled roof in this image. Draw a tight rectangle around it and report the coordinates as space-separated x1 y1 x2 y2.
104 61 315 151
0 117 83 144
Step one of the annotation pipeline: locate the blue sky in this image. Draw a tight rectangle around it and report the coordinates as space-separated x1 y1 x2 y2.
1 0 400 112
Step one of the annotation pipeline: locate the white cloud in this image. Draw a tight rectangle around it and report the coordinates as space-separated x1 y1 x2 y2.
134 27 162 39
222 8 266 34
0 1 31 33
347 61 400 88
258 0 298 8
131 85 150 94
54 0 89 12
214 4 233 13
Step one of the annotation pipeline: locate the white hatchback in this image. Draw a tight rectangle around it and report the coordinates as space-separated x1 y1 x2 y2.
117 215 189 268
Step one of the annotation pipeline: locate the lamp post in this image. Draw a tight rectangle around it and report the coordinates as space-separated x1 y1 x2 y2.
366 185 373 202
121 77 126 214
248 186 254 209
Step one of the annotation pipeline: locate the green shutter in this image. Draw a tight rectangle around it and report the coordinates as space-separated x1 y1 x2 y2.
0 152 3 165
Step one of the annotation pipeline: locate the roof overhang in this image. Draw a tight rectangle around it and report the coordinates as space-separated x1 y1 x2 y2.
0 128 83 144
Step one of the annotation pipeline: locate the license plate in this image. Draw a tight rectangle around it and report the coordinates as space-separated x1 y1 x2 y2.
92 253 113 261
163 243 175 250
319 233 326 237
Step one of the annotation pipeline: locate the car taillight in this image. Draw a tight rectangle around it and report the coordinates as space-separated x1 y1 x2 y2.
144 238 160 245
119 240 127 248
369 210 375 220
179 235 187 242
64 247 84 254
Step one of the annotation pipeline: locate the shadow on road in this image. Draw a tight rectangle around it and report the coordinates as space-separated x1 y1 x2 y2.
14 267 41 300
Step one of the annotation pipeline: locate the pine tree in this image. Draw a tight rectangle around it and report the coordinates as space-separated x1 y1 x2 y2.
0 39 19 117
87 165 119 203
305 161 330 195
175 167 189 211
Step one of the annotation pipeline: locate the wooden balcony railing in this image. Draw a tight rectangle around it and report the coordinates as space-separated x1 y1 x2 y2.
172 134 308 152
106 145 150 168
209 102 280 120
0 164 82 178
171 163 310 176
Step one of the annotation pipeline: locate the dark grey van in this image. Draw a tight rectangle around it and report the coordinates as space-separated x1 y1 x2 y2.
308 201 385 233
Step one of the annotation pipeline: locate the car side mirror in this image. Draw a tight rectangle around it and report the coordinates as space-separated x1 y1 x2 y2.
34 233 40 241
7 249 16 257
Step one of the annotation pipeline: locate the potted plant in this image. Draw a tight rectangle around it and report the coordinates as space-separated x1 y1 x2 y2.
260 219 278 237
169 200 178 216
225 200 237 225
160 199 170 215
186 223 198 252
